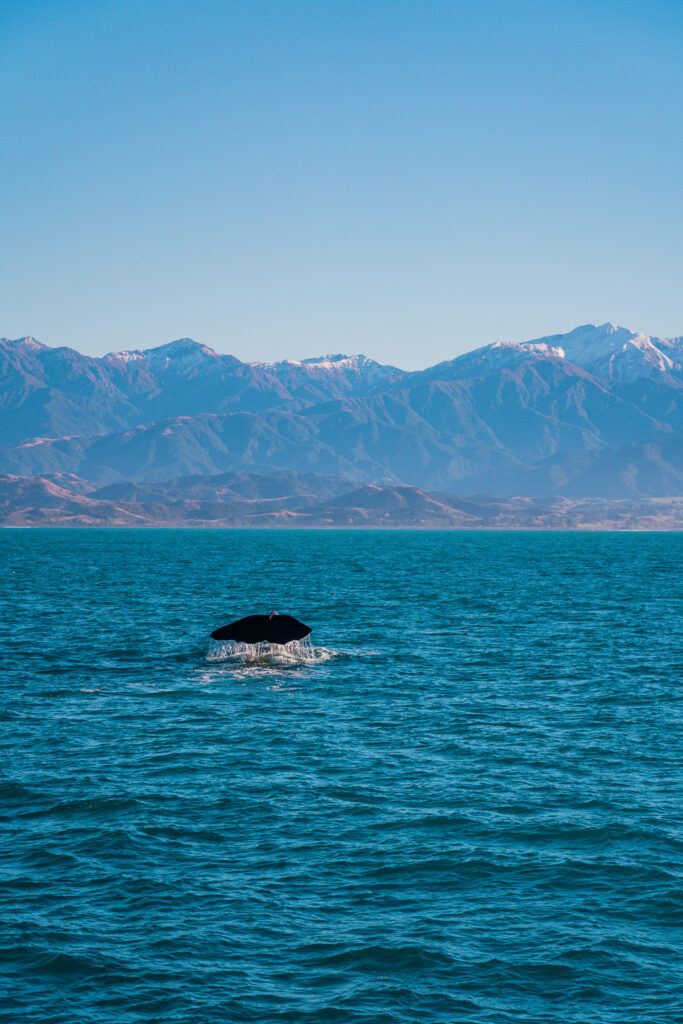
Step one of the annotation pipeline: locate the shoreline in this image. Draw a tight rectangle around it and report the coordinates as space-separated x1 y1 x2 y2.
3 522 682 532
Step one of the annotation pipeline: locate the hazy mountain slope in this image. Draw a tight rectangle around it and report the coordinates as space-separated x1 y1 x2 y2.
608 376 683 432
554 434 683 499
402 357 665 455
0 363 669 489
0 411 378 484
459 433 683 499
0 337 139 444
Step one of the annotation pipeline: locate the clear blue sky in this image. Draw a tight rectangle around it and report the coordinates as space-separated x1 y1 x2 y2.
1 0 681 367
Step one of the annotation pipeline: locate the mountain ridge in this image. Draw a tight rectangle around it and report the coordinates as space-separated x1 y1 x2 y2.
1 323 682 501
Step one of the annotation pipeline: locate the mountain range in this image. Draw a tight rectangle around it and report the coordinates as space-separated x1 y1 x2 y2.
1 322 682 524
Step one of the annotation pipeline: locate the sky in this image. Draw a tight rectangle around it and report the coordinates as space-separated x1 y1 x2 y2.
1 0 682 368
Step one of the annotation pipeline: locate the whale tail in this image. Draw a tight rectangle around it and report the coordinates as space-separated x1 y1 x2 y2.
210 613 311 645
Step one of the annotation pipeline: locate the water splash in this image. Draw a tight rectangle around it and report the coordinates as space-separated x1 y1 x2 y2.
206 635 333 666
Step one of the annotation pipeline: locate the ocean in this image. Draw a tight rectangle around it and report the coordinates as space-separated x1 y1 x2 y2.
1 529 682 1023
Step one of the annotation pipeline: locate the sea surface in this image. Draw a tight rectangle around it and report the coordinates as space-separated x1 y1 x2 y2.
1 529 682 1024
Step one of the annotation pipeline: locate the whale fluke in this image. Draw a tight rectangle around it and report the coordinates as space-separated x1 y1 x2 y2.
210 612 311 645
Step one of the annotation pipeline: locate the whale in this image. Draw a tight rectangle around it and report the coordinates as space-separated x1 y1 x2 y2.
210 611 311 645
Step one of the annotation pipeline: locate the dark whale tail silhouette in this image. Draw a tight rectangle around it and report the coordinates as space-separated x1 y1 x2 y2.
210 612 311 645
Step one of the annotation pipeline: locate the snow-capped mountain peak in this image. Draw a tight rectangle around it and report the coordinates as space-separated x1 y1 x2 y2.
252 353 370 370
249 352 401 388
519 323 681 380
0 336 47 353
105 338 222 372
491 340 566 360
430 339 566 380
17 336 46 352
303 354 370 369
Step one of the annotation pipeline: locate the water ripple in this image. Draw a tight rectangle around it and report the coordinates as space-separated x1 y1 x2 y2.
1 529 682 1023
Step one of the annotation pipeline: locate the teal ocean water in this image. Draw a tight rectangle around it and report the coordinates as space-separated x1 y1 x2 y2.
1 529 682 1023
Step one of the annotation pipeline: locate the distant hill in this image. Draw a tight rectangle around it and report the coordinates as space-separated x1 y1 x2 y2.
1 323 682 502
2 472 681 529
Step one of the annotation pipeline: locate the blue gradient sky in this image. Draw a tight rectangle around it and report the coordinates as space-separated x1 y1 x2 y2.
1 0 681 367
